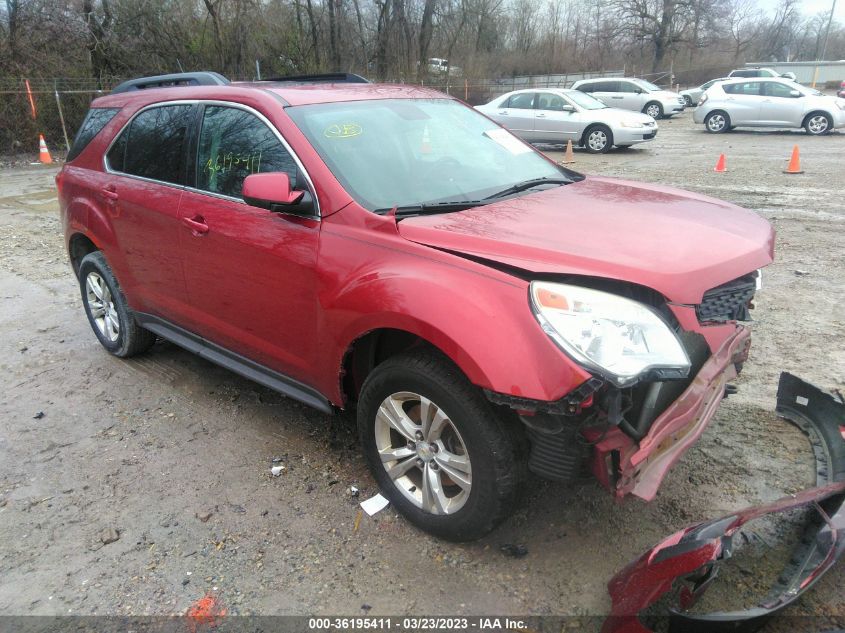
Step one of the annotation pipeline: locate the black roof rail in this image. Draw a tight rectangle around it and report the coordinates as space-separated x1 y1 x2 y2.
260 73 371 85
111 72 230 94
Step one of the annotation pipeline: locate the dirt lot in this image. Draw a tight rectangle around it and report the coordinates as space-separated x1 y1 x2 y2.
1 111 844 629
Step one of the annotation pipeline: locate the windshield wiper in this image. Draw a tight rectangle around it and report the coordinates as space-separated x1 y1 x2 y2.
375 199 488 219
484 177 571 200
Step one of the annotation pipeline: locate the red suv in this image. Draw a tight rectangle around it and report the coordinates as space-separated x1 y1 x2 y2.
58 72 775 541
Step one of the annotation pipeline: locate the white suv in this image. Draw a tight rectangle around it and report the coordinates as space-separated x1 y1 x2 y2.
571 77 685 119
728 67 797 81
694 77 845 134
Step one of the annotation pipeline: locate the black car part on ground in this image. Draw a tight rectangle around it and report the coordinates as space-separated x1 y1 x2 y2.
602 372 845 633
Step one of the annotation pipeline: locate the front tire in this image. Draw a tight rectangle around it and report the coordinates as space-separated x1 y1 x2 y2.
705 110 731 133
583 124 613 154
643 102 663 119
357 351 525 541
78 251 156 357
804 112 832 135
683 95 693 107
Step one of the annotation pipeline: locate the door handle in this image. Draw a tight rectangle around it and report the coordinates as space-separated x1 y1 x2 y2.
182 216 209 235
498 110 508 115
536 113 546 117
101 188 118 201
611 96 623 99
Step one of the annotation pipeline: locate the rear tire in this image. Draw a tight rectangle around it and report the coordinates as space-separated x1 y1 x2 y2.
683 95 693 107
583 124 613 154
78 251 157 358
804 112 832 135
704 110 731 133
357 350 526 541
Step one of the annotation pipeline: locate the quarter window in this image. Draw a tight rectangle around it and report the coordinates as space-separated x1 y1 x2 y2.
68 107 120 162
196 106 297 198
108 105 193 184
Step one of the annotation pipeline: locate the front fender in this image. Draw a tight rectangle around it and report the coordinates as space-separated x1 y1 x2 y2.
315 224 591 406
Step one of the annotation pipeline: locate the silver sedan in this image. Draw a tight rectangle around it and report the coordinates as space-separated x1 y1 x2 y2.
475 89 658 153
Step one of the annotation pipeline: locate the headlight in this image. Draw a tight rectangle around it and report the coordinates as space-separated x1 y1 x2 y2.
530 282 690 387
699 93 708 105
620 120 645 128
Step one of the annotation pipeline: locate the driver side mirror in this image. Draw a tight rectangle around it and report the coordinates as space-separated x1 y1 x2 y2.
561 104 576 112
789 89 801 98
242 172 314 216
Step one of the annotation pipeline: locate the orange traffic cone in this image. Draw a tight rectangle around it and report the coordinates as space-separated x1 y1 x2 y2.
714 153 726 172
783 145 804 174
38 134 52 164
561 139 575 164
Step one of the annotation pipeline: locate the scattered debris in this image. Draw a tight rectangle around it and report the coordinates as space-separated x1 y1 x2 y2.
32 411 44 420
270 465 285 477
349 485 360 498
196 510 214 523
361 604 372 612
271 456 284 463
360 493 389 516
353 509 363 532
99 527 120 545
499 544 529 558
794 269 810 276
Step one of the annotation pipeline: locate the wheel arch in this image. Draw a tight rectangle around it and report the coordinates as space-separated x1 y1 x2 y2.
802 110 834 129
580 122 613 148
68 232 101 277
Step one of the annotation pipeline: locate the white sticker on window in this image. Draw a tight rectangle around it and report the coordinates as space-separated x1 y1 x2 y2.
484 128 532 155
796 396 809 406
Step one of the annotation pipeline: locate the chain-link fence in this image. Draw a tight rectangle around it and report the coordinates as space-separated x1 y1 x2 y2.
0 79 109 156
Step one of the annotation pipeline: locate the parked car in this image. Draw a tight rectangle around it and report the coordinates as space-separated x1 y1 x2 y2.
571 77 685 119
838 80 845 98
58 71 774 541
729 67 797 81
694 77 845 134
679 77 728 107
475 89 657 153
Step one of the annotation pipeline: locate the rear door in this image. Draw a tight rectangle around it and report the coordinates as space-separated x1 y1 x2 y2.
759 81 804 126
492 92 536 139
590 81 621 108
177 103 321 382
722 81 764 124
533 92 581 142
104 103 194 320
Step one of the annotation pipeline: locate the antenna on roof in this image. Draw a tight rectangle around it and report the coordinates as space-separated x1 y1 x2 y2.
111 72 230 94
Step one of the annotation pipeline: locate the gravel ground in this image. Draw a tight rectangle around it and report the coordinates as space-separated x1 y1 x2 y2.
0 111 843 629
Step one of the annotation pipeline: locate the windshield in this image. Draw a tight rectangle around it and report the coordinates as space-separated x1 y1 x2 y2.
564 90 607 110
287 99 568 211
632 78 662 92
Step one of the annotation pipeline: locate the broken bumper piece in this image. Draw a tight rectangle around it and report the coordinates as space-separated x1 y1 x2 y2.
602 372 845 633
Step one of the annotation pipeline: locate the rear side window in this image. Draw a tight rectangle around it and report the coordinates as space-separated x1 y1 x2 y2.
196 105 297 199
107 104 193 185
67 107 120 162
723 81 762 96
505 93 535 109
593 81 619 92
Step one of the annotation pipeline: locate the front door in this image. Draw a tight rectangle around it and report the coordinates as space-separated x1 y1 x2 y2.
178 104 321 382
759 81 803 126
533 92 582 142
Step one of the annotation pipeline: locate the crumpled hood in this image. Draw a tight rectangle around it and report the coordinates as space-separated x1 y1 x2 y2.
397 176 775 304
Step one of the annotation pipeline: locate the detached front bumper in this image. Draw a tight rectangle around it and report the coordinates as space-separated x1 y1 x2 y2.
589 325 751 501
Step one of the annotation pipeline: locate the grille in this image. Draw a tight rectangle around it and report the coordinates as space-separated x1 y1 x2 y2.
697 272 758 322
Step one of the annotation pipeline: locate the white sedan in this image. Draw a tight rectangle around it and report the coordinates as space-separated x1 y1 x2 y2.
475 89 658 153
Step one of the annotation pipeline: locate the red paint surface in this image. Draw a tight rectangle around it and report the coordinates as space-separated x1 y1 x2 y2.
185 593 226 632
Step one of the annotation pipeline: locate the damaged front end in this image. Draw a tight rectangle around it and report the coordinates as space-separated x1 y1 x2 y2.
602 373 845 633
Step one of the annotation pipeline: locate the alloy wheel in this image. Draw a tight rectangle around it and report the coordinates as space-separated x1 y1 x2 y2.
807 115 829 134
646 104 661 118
706 113 726 132
374 391 472 515
86 271 119 342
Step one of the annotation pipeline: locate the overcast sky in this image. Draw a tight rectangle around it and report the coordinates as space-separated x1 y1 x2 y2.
757 0 845 21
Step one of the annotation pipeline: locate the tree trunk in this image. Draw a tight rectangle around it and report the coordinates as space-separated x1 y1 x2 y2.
5 0 19 65
417 0 436 80
82 0 113 85
304 0 321 69
202 0 226 72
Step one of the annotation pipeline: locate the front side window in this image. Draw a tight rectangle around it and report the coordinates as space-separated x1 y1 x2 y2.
536 93 565 111
196 106 297 199
506 93 535 109
764 82 797 98
619 82 639 93
108 104 193 184
563 90 607 110
287 98 568 211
